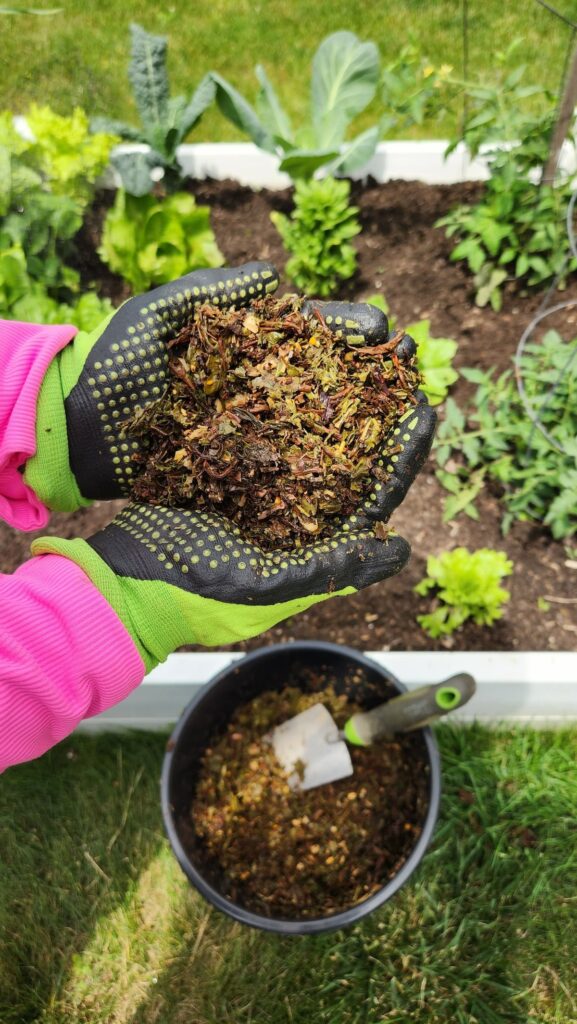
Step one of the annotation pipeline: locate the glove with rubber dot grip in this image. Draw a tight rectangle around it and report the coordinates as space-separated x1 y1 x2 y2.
24 262 279 513
32 301 436 667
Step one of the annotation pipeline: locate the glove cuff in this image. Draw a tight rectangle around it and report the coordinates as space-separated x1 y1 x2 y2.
23 308 117 512
31 534 351 668
31 535 158 671
23 350 90 514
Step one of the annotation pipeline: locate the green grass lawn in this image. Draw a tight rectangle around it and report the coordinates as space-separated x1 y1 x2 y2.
1 725 576 1023
1 1 576 142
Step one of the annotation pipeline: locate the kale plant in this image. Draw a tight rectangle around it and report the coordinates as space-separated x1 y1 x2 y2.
93 23 215 195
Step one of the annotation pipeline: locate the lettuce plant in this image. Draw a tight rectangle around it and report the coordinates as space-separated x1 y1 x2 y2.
0 243 112 329
271 177 360 296
93 23 215 195
0 105 115 293
99 190 223 293
211 31 380 181
404 319 458 406
25 105 116 205
415 547 513 638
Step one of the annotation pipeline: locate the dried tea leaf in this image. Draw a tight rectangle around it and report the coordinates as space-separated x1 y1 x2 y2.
127 294 421 550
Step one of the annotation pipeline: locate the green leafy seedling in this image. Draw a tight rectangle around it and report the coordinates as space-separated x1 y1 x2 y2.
99 190 223 293
271 177 360 296
415 546 513 639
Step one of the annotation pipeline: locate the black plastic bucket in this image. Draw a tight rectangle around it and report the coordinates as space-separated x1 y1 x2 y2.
161 641 441 935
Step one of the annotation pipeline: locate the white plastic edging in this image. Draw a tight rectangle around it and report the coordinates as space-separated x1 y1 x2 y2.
103 138 577 191
13 114 577 189
104 139 488 190
78 650 577 731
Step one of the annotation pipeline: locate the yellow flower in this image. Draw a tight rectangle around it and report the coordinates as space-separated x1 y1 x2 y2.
439 64 453 78
422 64 435 79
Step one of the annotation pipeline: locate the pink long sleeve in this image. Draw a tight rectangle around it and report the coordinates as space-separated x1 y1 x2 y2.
0 554 145 772
0 319 145 771
0 318 77 530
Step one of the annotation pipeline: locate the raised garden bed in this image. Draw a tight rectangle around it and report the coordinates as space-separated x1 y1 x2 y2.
2 175 575 654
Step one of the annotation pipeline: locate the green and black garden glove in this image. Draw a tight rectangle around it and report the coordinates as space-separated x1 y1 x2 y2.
32 295 436 668
24 262 279 512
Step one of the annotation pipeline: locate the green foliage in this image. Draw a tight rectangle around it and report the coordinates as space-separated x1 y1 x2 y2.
99 190 223 293
271 177 360 296
12 287 113 330
0 243 29 311
211 31 380 181
405 318 458 405
25 105 116 205
415 546 513 638
381 46 454 135
1 195 81 293
437 45 577 308
0 241 112 329
365 293 391 318
0 105 115 296
435 331 577 540
93 23 215 195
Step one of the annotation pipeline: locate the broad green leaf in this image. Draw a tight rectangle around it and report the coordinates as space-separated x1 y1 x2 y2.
279 148 340 179
461 367 490 384
129 23 169 128
330 125 379 176
444 397 466 430
475 267 506 308
91 117 143 142
406 319 459 405
255 65 293 144
112 150 158 197
179 74 216 142
211 72 276 154
436 469 462 495
311 31 379 149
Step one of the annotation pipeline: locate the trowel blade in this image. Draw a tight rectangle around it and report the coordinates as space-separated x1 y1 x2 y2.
270 703 354 792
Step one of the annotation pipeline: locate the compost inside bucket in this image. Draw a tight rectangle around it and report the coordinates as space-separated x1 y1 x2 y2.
180 665 430 920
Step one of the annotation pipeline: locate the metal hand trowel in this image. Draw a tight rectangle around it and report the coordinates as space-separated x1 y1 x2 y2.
271 673 476 791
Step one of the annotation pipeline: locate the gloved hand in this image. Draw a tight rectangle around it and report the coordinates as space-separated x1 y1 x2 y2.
32 302 436 668
24 262 279 513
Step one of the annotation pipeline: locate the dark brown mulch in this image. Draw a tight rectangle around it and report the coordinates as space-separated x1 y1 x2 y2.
2 178 576 652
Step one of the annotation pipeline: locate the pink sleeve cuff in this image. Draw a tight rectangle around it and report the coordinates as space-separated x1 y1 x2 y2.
0 318 77 531
0 554 145 772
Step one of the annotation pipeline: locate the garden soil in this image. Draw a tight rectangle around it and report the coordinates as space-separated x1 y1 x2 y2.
2 179 575 652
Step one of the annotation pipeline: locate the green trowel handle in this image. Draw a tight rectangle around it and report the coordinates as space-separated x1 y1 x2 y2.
343 673 477 746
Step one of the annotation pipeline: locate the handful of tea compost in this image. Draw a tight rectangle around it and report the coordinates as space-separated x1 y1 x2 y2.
127 294 421 551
